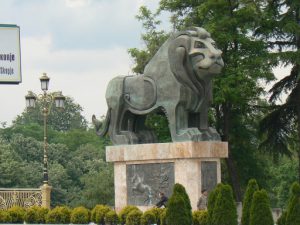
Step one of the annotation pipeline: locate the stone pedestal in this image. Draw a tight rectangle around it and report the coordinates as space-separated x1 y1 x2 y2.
106 141 228 212
40 184 52 209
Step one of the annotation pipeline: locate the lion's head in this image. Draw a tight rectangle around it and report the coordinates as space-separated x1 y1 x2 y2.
144 27 223 99
187 28 224 78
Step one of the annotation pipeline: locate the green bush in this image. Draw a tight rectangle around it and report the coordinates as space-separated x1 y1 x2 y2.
141 210 155 225
285 182 300 225
119 205 139 225
166 183 192 225
24 206 49 224
70 206 90 224
91 204 111 224
207 183 223 225
249 189 273 225
146 207 164 225
241 179 259 225
7 206 25 223
104 210 119 225
0 210 12 223
126 209 142 225
212 184 237 225
192 210 208 225
160 209 167 225
46 206 71 224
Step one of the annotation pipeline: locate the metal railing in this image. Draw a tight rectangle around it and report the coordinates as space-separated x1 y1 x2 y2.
0 188 42 209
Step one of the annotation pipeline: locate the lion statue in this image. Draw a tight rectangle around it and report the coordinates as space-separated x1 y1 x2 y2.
92 27 224 145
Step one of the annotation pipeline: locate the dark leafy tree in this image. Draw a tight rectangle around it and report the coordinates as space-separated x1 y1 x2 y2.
132 0 275 201
257 0 300 182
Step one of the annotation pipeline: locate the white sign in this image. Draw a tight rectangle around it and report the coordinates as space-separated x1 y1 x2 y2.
0 24 21 84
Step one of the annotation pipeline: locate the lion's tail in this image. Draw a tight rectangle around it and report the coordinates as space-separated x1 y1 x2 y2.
92 109 111 137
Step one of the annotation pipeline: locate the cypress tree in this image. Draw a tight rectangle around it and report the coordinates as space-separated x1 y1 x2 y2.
241 179 259 225
166 183 192 225
249 190 273 225
207 183 223 225
285 182 300 225
212 184 237 225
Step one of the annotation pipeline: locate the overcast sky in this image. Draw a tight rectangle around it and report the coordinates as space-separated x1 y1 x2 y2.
0 0 291 127
0 0 172 126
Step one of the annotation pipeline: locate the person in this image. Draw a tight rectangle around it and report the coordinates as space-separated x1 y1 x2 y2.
155 192 168 208
197 189 208 210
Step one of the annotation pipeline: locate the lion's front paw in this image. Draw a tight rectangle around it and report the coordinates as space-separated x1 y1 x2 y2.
177 128 211 142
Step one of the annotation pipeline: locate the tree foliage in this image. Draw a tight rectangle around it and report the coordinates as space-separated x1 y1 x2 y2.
249 190 273 225
212 184 237 225
241 179 259 225
257 0 300 182
13 95 87 131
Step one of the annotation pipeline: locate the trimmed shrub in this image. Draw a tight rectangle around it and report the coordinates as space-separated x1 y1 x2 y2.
160 208 167 225
241 179 259 225
249 189 273 225
91 204 111 224
212 184 237 225
119 205 139 225
141 210 155 225
0 210 12 223
147 207 164 225
285 182 300 225
192 210 208 225
126 209 142 225
277 210 287 225
105 210 119 225
25 206 49 224
7 206 25 223
46 206 71 224
166 183 192 225
71 206 90 224
207 183 223 225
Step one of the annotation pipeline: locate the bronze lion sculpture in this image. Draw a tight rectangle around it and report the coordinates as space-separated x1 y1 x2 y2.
93 27 224 145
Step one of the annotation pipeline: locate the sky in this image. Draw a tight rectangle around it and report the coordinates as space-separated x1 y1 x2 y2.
0 0 171 126
0 0 291 127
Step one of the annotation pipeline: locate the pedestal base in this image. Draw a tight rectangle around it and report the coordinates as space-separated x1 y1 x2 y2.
106 141 228 212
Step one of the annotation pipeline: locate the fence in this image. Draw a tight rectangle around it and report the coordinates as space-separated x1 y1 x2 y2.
0 184 51 209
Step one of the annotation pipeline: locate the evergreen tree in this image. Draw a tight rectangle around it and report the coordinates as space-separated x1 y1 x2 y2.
166 183 192 225
212 184 237 225
257 0 300 182
285 182 300 225
241 179 259 225
207 183 223 225
249 190 273 225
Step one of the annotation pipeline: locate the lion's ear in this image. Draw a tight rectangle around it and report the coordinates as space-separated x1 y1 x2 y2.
168 35 200 95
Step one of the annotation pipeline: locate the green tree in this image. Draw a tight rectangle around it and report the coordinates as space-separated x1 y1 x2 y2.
14 95 87 131
128 6 168 75
212 184 237 225
285 182 300 225
166 183 192 225
207 183 223 225
0 138 26 187
241 179 259 225
257 0 300 182
249 190 273 225
131 0 275 201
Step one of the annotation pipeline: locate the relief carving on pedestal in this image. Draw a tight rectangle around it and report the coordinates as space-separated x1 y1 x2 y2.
126 163 174 206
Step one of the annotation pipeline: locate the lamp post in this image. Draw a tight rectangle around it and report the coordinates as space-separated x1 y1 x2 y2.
25 73 65 185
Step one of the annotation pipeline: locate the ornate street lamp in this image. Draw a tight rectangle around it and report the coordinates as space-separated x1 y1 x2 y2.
25 73 65 185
